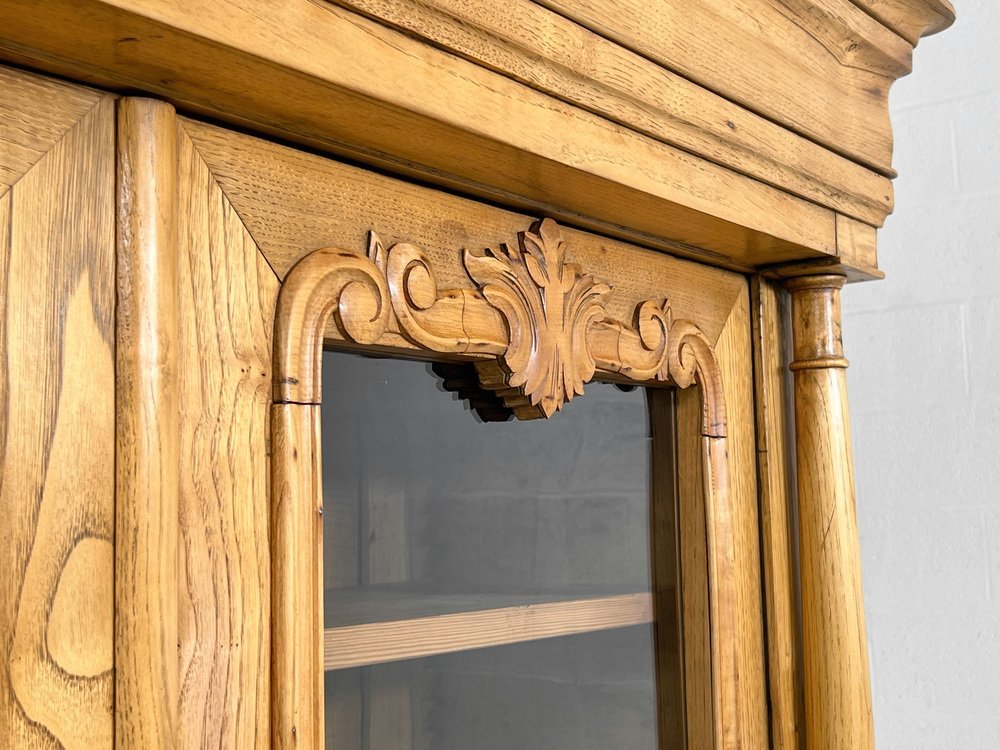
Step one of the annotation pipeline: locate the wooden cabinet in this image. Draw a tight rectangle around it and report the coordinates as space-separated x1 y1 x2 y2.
0 2 953 748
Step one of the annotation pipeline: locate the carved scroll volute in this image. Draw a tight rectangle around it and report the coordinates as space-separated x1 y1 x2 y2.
591 299 727 438
668 318 727 439
273 248 391 404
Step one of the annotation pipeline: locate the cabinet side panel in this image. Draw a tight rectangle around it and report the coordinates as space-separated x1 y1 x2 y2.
175 121 279 749
0 90 116 748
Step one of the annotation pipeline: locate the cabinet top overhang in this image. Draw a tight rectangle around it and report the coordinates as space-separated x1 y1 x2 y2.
0 0 954 279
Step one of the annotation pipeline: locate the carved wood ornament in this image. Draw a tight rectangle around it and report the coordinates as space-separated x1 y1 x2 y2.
270 218 738 749
274 218 726 434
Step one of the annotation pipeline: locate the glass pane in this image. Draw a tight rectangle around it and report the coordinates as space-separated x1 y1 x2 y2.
321 350 672 749
326 627 657 750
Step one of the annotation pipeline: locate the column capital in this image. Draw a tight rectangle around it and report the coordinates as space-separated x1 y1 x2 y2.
786 274 849 371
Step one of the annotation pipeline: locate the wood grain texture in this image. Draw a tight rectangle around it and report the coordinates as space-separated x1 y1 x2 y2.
671 286 770 750
180 117 747 352
649 389 686 748
0 81 115 748
0 65 103 197
175 118 279 749
538 0 910 173
849 0 955 43
329 0 893 226
768 214 884 285
751 278 804 750
836 215 880 277
787 275 874 750
116 96 179 750
0 0 847 268
273 217 731 432
706 287 769 750
271 403 325 750
676 386 715 749
324 593 654 670
273 221 756 746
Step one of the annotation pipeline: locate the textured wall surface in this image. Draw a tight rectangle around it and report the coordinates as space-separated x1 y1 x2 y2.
843 2 1000 746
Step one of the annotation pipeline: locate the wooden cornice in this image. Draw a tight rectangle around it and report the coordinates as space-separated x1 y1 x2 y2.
850 0 956 43
0 0 954 280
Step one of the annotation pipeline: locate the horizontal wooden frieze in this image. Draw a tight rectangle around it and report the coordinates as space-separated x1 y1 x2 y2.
849 0 955 44
180 116 749 351
327 0 894 226
0 0 849 269
537 0 912 174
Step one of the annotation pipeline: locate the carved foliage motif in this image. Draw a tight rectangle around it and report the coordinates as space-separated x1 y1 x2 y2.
463 219 611 418
274 218 725 433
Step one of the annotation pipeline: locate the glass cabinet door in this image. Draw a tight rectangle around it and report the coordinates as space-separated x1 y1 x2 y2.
321 350 684 749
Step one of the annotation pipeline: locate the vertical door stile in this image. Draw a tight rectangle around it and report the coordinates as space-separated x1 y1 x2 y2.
115 97 180 750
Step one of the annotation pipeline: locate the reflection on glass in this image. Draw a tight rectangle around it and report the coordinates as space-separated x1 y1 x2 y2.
326 628 657 750
321 351 660 749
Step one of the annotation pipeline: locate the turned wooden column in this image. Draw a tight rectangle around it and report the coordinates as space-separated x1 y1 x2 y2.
786 275 874 750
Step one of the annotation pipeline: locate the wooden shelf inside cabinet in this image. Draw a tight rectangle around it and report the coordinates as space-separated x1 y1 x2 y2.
324 586 658 670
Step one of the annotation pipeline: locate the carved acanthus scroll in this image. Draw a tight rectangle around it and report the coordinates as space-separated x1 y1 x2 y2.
273 218 725 434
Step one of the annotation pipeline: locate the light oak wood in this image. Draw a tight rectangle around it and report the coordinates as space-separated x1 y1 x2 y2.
0 65 104 197
47 538 114 678
325 593 655 670
271 215 757 746
766 215 885 283
0 0 863 270
0 71 115 749
325 586 650 627
271 403 325 750
707 288 770 750
175 117 278 749
836 215 880 277
332 0 893 226
787 275 874 750
0 2 958 746
179 117 748 345
676 385 715 749
274 218 730 427
752 278 804 750
539 0 909 173
649 389 686 748
115 97 179 750
850 0 955 43
664 285 772 750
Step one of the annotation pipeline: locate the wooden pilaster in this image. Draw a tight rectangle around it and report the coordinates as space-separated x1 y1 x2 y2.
787 274 874 750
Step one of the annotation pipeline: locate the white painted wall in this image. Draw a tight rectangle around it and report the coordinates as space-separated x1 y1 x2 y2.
843 2 1000 746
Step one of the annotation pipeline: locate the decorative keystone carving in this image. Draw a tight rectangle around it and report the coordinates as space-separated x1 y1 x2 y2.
462 218 611 418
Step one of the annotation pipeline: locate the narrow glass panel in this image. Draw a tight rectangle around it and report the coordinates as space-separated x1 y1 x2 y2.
321 350 672 748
